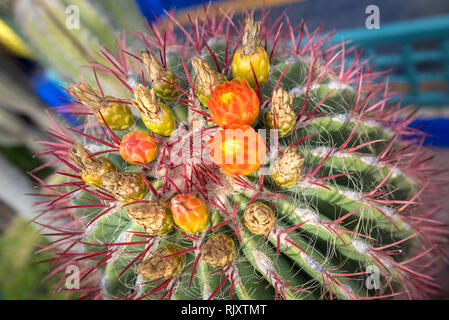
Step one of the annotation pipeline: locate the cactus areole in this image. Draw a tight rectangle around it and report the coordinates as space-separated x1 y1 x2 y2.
33 7 448 301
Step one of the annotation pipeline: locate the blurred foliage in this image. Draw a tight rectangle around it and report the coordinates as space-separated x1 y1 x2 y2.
0 17 31 58
8 0 146 96
0 145 53 180
0 217 67 299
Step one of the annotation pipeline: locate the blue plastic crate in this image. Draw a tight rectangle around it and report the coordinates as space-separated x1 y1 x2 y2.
330 14 449 147
136 0 211 20
30 71 80 126
332 14 449 106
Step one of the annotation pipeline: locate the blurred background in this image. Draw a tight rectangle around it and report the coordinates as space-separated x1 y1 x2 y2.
0 0 448 299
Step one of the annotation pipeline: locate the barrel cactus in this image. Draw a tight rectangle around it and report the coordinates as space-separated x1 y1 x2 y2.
34 7 449 300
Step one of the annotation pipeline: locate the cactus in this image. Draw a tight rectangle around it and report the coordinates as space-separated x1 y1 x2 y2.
33 8 449 300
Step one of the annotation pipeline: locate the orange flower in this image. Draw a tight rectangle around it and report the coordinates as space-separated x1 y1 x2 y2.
120 131 158 164
207 79 259 128
209 124 266 177
170 194 209 233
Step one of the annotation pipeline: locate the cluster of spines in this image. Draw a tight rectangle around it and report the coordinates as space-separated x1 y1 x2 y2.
30 5 449 300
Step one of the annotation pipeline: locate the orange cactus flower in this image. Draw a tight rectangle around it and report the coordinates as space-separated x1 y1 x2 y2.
170 194 209 233
207 79 259 128
120 131 158 164
209 124 266 177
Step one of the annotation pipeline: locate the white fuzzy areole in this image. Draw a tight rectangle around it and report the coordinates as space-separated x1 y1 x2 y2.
379 205 396 217
296 179 321 189
340 283 356 299
294 208 321 225
142 236 161 261
202 283 213 300
252 249 275 275
228 263 242 289
339 190 364 202
107 228 134 265
271 225 288 244
100 274 110 300
300 252 323 272
133 274 144 299
352 239 372 254
289 84 320 98
168 276 180 298
310 146 352 158
327 80 351 91
360 155 380 166
83 217 100 240
310 146 335 158
331 113 352 123
378 206 411 230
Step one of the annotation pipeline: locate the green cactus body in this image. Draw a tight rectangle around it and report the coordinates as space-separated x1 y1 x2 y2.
32 8 448 301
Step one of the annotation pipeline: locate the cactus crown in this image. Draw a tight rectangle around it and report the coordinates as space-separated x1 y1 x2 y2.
33 6 448 301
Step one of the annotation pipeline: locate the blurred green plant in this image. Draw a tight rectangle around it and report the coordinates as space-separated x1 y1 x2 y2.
0 50 54 153
0 49 57 222
0 49 57 224
0 145 52 180
0 216 67 299
10 0 146 95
